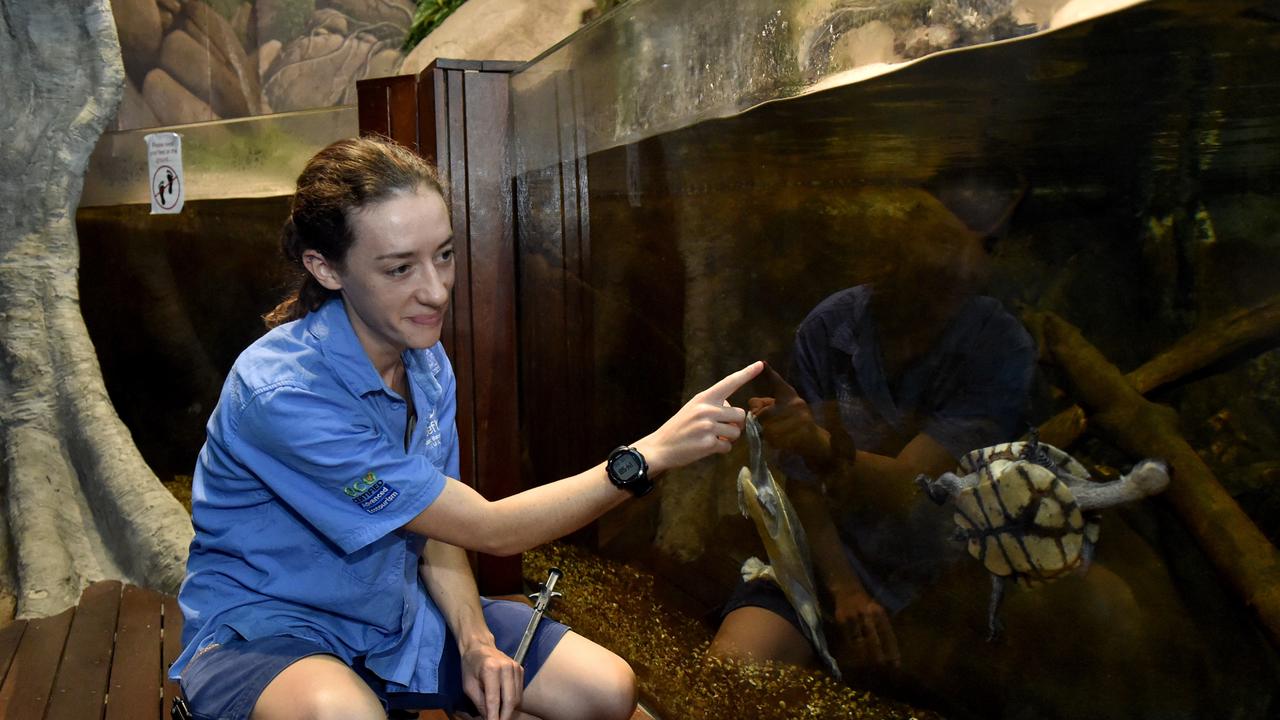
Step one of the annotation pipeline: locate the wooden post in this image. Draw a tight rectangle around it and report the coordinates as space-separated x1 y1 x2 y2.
358 61 524 595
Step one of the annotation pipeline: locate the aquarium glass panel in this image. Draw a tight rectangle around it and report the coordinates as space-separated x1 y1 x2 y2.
82 106 357 207
511 0 1280 717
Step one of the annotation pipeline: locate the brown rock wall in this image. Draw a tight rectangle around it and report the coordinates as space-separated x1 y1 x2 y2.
142 67 219 126
111 0 163 85
160 29 251 118
318 0 412 30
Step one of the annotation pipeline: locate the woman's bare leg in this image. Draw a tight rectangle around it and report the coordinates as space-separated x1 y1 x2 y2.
250 654 386 720
708 606 817 667
519 631 637 720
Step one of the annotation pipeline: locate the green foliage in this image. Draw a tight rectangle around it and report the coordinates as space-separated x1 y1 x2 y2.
259 0 318 44
202 0 244 20
403 0 468 51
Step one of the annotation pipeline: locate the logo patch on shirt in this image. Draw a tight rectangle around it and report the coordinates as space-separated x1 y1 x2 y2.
422 414 441 449
345 471 400 514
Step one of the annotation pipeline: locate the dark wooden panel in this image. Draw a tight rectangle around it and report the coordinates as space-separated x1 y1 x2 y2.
464 69 517 496
44 581 123 720
557 71 593 475
480 61 524 73
415 63 443 169
463 69 522 594
161 594 183 714
0 608 75 719
427 66 448 181
446 68 477 495
357 75 422 152
104 585 164 720
389 75 421 152
357 80 391 140
0 618 26 689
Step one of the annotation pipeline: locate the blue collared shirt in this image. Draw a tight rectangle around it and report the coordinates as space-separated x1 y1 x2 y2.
170 298 459 692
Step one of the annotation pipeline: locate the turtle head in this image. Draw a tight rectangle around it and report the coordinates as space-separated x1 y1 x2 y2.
1125 459 1171 498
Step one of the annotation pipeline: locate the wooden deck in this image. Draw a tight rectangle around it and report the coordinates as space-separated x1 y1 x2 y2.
0 581 651 720
0 581 180 720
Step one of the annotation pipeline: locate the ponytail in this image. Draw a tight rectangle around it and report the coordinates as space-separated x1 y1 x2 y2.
263 218 340 328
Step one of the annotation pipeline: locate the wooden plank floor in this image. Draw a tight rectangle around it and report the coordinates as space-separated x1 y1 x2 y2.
0 582 655 720
0 581 177 720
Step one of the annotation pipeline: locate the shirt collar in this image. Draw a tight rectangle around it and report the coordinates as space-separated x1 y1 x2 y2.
306 298 446 403
306 298 387 397
827 287 901 425
404 347 443 404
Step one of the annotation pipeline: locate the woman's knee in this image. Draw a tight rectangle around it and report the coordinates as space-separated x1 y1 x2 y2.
250 655 384 720
524 632 637 720
709 606 815 667
588 652 638 720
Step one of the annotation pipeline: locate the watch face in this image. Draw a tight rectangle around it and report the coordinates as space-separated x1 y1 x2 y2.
611 452 641 481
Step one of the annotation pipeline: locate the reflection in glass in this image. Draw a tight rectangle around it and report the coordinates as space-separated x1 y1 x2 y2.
512 0 1280 717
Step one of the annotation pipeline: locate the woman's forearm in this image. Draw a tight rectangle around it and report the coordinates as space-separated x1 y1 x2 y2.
421 540 493 651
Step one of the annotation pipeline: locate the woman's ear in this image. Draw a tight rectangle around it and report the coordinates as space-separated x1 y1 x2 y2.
302 249 343 291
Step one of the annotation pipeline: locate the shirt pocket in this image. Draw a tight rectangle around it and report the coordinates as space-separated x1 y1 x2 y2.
314 533 403 592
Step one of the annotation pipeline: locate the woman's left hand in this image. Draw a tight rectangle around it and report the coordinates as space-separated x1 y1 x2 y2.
460 642 524 720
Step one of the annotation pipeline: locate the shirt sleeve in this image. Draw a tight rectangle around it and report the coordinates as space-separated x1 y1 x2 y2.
233 383 448 555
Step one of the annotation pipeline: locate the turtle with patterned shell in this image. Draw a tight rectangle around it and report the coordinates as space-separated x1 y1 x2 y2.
916 433 1170 640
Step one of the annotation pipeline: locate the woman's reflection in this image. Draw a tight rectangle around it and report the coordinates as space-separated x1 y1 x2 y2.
709 182 1034 679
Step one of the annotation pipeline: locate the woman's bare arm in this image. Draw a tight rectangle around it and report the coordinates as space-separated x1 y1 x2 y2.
401 362 762 554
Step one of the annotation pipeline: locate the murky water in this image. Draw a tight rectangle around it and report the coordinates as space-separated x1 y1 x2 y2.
544 1 1280 717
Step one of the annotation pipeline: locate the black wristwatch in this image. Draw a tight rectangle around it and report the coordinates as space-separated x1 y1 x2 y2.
606 446 653 497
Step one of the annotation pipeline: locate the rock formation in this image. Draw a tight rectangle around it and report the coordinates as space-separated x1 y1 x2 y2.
0 0 193 620
401 0 596 72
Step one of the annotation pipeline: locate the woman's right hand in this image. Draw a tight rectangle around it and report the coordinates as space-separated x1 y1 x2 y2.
834 588 901 669
635 361 763 474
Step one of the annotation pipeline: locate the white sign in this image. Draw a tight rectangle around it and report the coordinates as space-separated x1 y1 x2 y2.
145 132 184 214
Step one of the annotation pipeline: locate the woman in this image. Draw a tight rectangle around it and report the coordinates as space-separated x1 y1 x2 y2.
169 136 761 720
709 187 1034 676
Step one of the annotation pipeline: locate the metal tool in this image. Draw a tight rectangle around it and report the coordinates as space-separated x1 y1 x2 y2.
512 567 562 666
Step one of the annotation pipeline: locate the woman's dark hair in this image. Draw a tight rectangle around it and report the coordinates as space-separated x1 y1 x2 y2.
264 135 445 328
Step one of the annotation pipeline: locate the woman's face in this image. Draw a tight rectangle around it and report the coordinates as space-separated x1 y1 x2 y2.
308 186 455 368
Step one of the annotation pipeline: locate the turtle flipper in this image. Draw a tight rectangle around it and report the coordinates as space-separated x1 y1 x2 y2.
986 574 1007 642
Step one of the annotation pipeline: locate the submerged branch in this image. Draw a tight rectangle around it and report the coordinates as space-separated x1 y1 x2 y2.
1036 294 1280 448
1036 310 1280 648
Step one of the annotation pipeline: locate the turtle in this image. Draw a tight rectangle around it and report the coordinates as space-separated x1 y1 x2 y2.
737 414 841 679
915 432 1170 640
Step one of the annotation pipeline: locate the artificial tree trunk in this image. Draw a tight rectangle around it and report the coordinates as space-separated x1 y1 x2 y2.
0 0 193 620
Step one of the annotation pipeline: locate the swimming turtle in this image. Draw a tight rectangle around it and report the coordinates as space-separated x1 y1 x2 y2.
737 414 841 678
915 433 1169 640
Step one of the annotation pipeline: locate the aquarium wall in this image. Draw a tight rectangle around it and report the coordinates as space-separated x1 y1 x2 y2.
109 0 412 129
77 102 357 484
511 0 1280 718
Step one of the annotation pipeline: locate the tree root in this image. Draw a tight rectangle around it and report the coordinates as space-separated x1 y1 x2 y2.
1035 294 1280 448
1034 310 1280 648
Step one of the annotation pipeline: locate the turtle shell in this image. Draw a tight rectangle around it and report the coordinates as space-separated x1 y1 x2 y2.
951 456 1098 587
